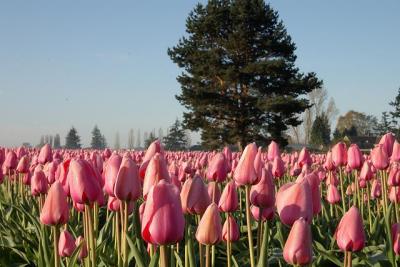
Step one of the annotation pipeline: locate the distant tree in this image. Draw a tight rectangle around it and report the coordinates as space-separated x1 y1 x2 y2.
310 113 331 148
136 129 141 148
144 132 157 148
163 119 189 151
49 135 54 147
389 88 400 135
114 132 121 150
38 135 45 147
128 129 135 149
143 132 149 146
53 134 61 148
158 128 164 142
374 112 393 136
335 110 378 137
65 127 81 149
168 0 322 149
91 125 106 149
101 135 107 148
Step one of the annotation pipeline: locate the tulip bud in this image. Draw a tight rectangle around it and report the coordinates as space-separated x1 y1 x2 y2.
40 181 69 225
335 206 365 252
218 180 238 212
58 230 76 257
283 217 313 266
206 153 228 182
180 175 211 215
195 203 222 245
332 142 347 167
222 215 240 242
233 143 258 186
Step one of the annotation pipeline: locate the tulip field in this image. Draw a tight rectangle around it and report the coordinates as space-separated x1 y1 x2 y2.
1 135 400 267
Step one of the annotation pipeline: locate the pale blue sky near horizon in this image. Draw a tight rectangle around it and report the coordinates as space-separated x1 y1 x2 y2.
0 1 399 147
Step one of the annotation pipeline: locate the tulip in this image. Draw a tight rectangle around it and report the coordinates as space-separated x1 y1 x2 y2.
371 179 382 199
114 156 141 201
31 169 48 196
180 175 211 215
347 144 363 170
142 153 170 199
195 203 222 245
222 215 239 242
359 161 373 181
335 206 365 252
298 147 312 168
207 181 221 204
58 230 76 257
141 180 184 245
276 177 313 225
218 180 238 213
250 168 275 208
254 147 263 180
388 167 400 186
283 217 313 266
332 142 347 167
107 196 121 212
326 184 341 204
206 153 228 182
40 181 69 225
233 143 258 186
324 151 336 171
250 205 274 221
391 140 400 163
371 145 389 170
104 153 122 196
3 151 17 171
16 155 30 173
379 132 395 157
392 223 400 255
139 139 164 179
272 156 285 178
267 141 280 161
38 143 52 164
68 159 102 204
75 236 88 260
303 173 321 215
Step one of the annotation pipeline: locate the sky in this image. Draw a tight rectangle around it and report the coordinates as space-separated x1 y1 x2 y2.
0 1 399 147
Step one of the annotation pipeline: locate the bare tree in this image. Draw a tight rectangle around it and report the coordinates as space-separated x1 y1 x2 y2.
128 129 135 149
114 132 121 150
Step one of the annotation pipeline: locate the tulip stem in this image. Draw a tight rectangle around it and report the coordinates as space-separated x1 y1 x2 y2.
366 183 373 233
205 245 211 267
226 213 231 267
122 201 128 267
160 245 168 267
85 205 96 267
347 251 352 267
245 185 256 267
116 211 121 267
257 220 269 267
339 168 346 214
53 226 60 267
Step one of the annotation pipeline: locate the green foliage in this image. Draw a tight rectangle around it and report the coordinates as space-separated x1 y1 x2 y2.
168 0 322 150
163 119 189 151
90 125 107 149
65 127 81 149
310 113 330 148
335 110 378 137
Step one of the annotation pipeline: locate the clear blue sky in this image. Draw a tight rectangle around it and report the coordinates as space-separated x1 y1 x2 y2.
0 1 399 147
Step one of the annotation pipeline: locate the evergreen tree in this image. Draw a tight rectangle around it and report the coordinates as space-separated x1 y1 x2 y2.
375 112 394 135
128 129 135 149
101 135 107 148
389 87 400 135
53 134 61 148
168 0 322 149
144 132 157 148
163 119 189 151
65 127 81 149
309 113 330 148
91 125 106 149
114 132 121 150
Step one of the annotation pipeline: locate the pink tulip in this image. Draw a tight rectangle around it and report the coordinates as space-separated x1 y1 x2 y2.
392 223 400 255
250 168 275 208
208 181 221 204
142 153 170 199
371 145 389 170
38 143 52 164
371 179 382 199
388 167 400 186
218 180 238 212
206 153 228 182
139 140 164 179
104 153 122 196
31 169 48 196
180 175 211 215
324 151 335 171
276 177 313 225
303 173 321 215
379 132 395 157
141 180 184 245
195 203 222 245
335 206 365 252
283 217 312 266
272 156 285 178
16 155 30 173
40 181 69 225
267 141 280 161
107 196 121 212
326 184 341 204
3 151 17 170
68 159 102 204
359 161 373 181
114 156 141 201
347 144 363 170
250 205 274 221
75 236 88 259
233 143 258 186
298 147 312 168
222 215 240 242
391 140 400 163
58 230 76 257
332 142 347 167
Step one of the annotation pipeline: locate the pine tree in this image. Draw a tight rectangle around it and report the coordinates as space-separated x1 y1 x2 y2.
65 127 81 149
144 132 157 149
101 135 107 148
114 132 121 150
309 113 331 149
91 125 106 149
128 129 135 149
168 0 322 149
53 134 61 148
163 119 189 151
389 87 400 135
